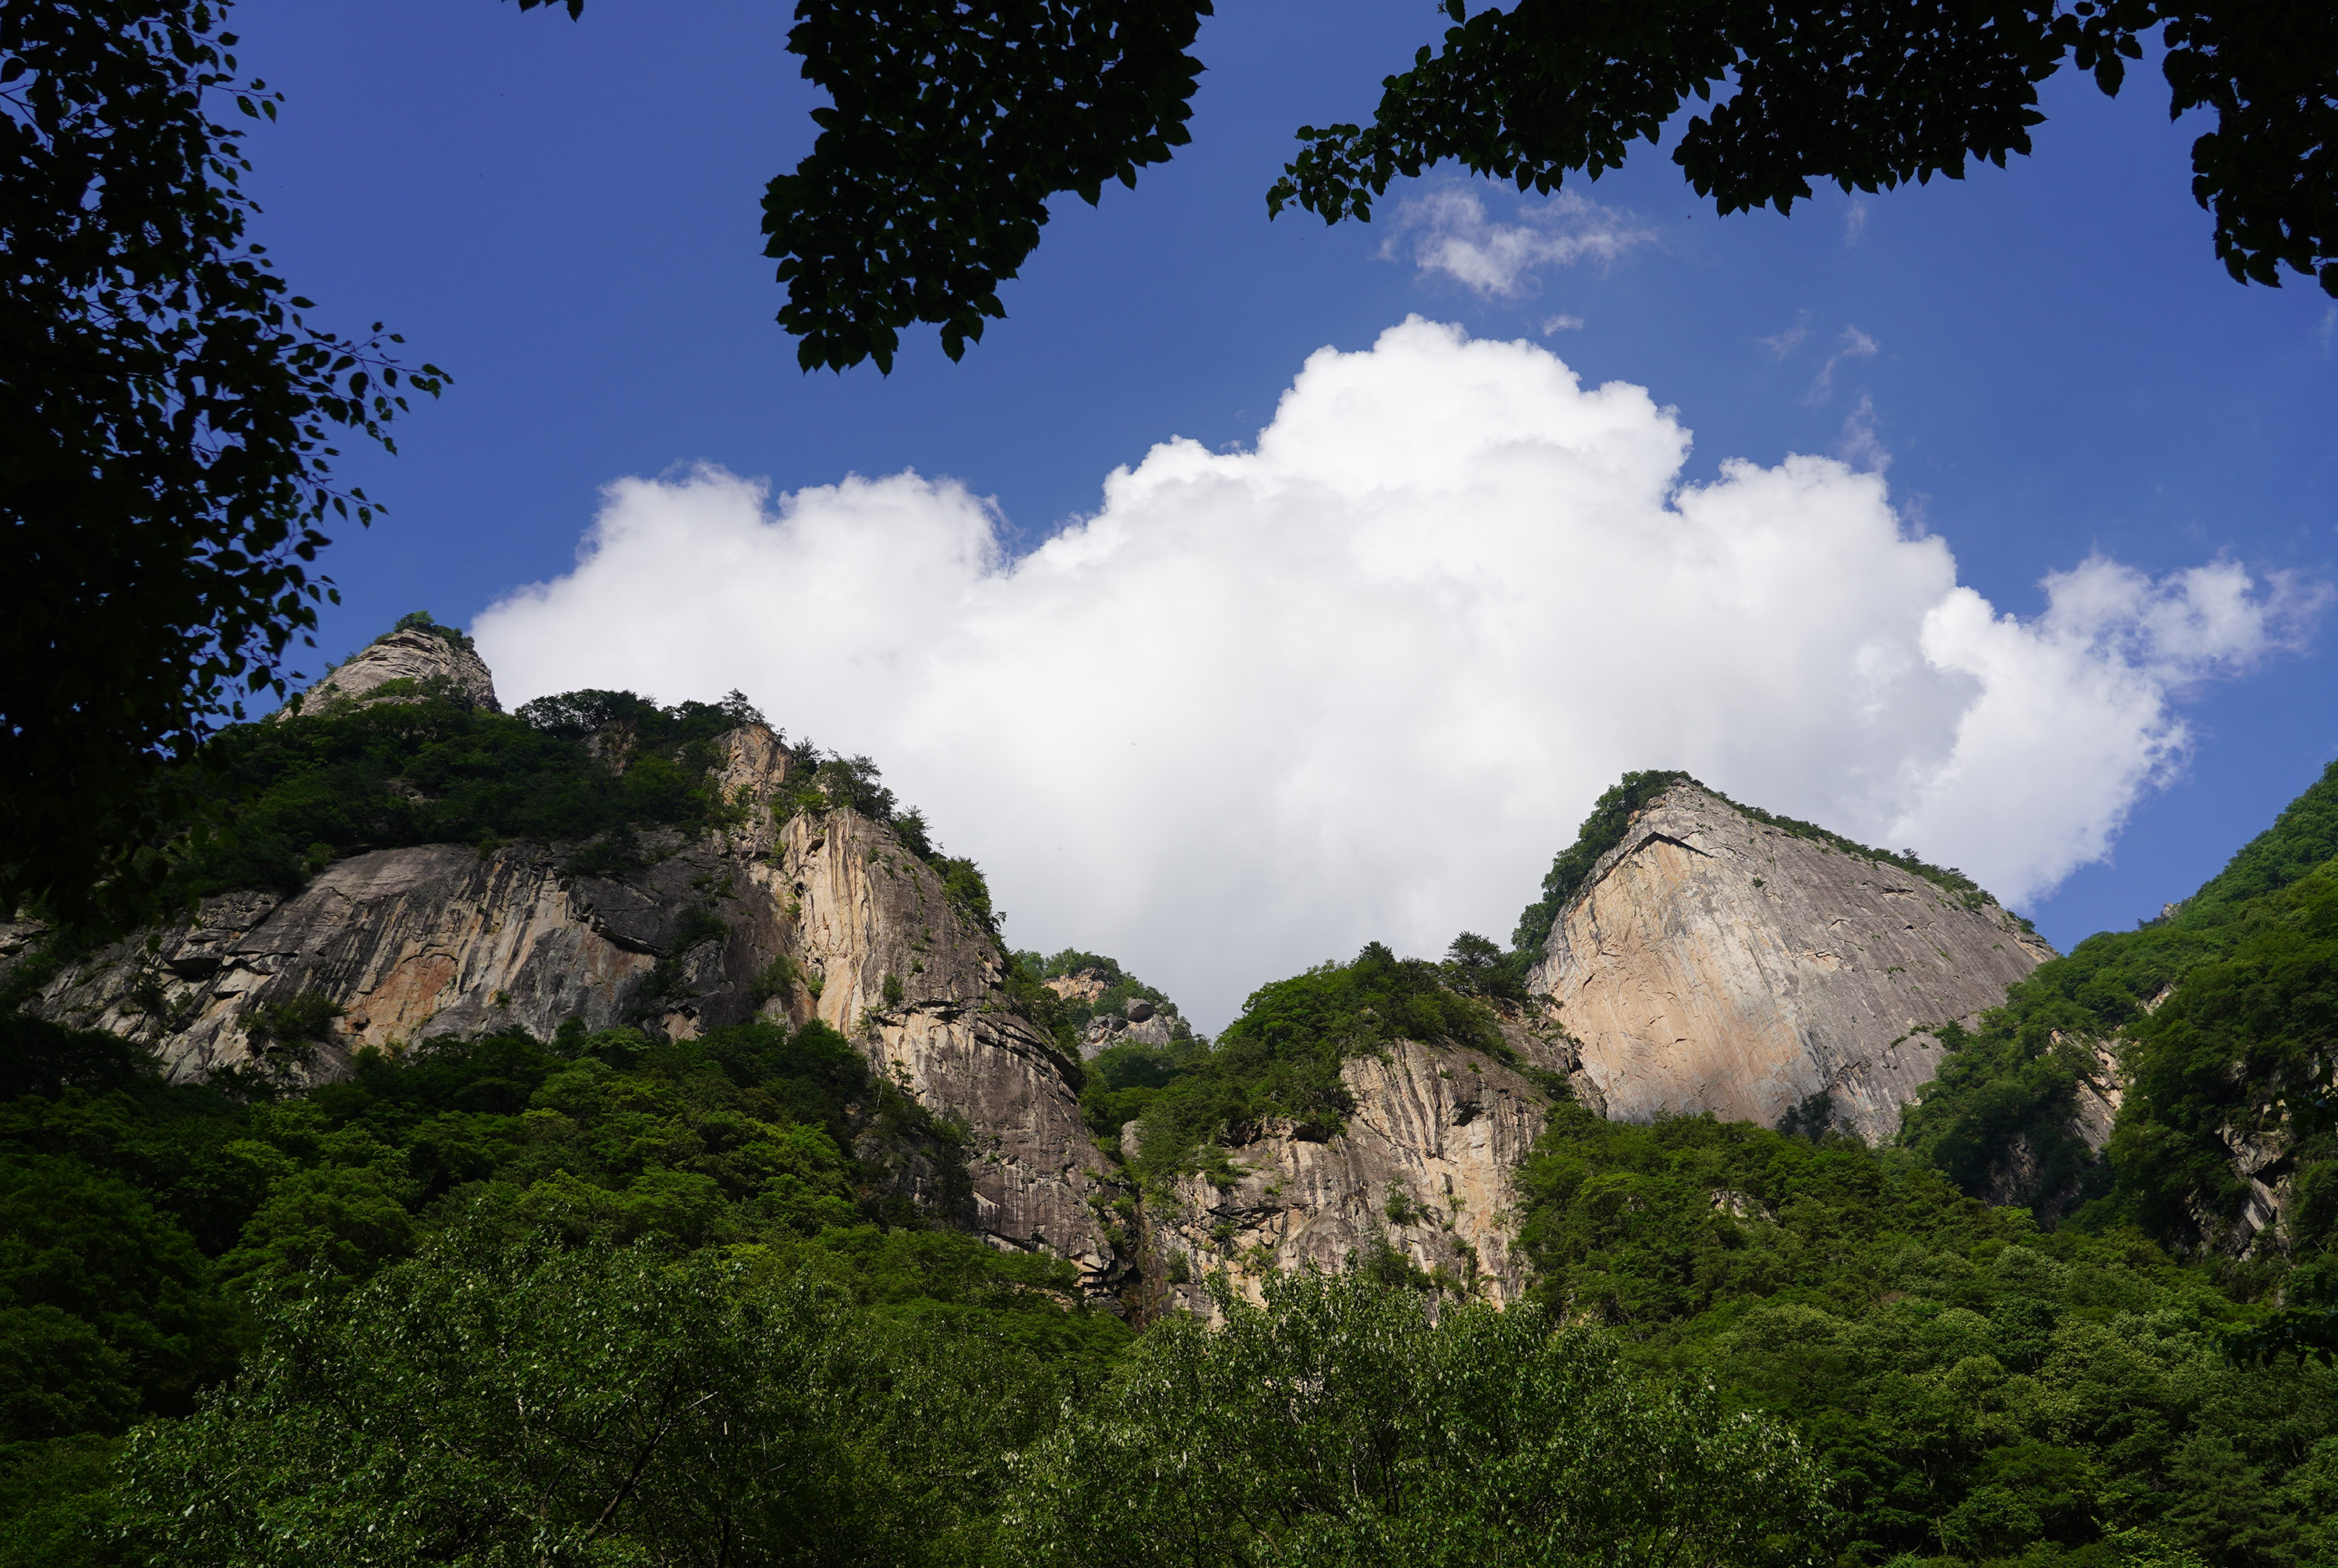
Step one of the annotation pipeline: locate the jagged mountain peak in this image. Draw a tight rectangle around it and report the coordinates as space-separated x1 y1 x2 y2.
290 615 501 716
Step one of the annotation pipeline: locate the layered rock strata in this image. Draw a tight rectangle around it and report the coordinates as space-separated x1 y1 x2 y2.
1530 782 2056 1143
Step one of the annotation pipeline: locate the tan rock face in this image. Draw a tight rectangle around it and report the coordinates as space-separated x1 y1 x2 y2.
27 847 662 1081
291 627 500 715
1043 971 1111 1005
1529 782 2055 1144
22 721 1123 1288
1142 1039 1549 1319
758 810 1124 1285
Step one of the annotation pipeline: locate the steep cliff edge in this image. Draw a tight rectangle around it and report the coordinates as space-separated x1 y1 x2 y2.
1530 780 2055 1143
12 665 1125 1287
756 808 1122 1280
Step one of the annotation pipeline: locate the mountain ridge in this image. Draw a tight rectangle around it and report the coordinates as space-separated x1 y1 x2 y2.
10 625 2338 1568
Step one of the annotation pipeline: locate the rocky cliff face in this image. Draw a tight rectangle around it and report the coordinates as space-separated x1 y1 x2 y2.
13 647 2104 1312
754 808 1123 1281
1531 782 2056 1143
292 627 501 715
20 717 1125 1288
1141 1025 1555 1320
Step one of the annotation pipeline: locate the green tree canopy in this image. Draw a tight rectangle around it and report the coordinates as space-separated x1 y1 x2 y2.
0 0 443 925
519 0 2338 371
1008 1268 1828 1567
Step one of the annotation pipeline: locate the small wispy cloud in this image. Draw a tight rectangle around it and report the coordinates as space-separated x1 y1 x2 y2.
2319 305 2335 354
1542 314 1584 334
1806 326 1881 404
2037 556 2332 691
1845 200 1869 245
1759 313 1813 358
1385 185 1655 298
1835 394 1890 473
1761 316 1881 404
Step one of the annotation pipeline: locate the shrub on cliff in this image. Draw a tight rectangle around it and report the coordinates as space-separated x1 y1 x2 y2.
1118 941 1501 1187
163 687 763 897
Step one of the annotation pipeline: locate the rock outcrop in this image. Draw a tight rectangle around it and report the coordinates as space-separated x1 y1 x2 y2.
9 648 2109 1311
20 708 1125 1288
1141 1037 1551 1319
1530 782 2055 1143
291 626 501 715
2201 1123 2298 1255
1078 999 1181 1058
1039 967 1192 1058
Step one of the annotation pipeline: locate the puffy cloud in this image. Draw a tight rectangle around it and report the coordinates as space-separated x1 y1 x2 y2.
475 319 2314 1028
1383 187 1654 298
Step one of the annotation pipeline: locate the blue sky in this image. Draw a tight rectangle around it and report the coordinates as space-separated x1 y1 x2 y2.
235 0 2337 1008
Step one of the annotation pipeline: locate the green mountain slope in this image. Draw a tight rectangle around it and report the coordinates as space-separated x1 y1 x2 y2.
1901 759 2338 1259
1513 1105 2338 1568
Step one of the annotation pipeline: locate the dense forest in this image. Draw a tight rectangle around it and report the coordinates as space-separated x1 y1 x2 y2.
3 678 2335 1566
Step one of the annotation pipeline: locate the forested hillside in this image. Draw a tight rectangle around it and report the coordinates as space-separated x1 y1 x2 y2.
0 1011 1128 1565
0 1005 1820 1566
1901 759 2338 1262
5 654 2338 1566
1515 1109 2338 1567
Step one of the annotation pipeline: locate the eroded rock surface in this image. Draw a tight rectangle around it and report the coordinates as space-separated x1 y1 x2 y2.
291 627 501 715
1530 782 2056 1143
1079 1005 1179 1058
19 721 1123 1287
1141 1039 1549 1319
758 810 1125 1286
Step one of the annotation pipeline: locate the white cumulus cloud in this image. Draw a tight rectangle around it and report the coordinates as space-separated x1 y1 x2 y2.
1384 186 1654 298
475 319 2315 1029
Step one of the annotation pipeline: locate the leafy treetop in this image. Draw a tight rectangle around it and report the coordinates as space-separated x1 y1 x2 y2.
517 1 2338 371
0 0 444 927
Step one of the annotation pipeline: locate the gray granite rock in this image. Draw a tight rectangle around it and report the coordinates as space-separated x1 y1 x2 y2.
289 627 500 715
1527 781 2057 1144
20 720 1126 1291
